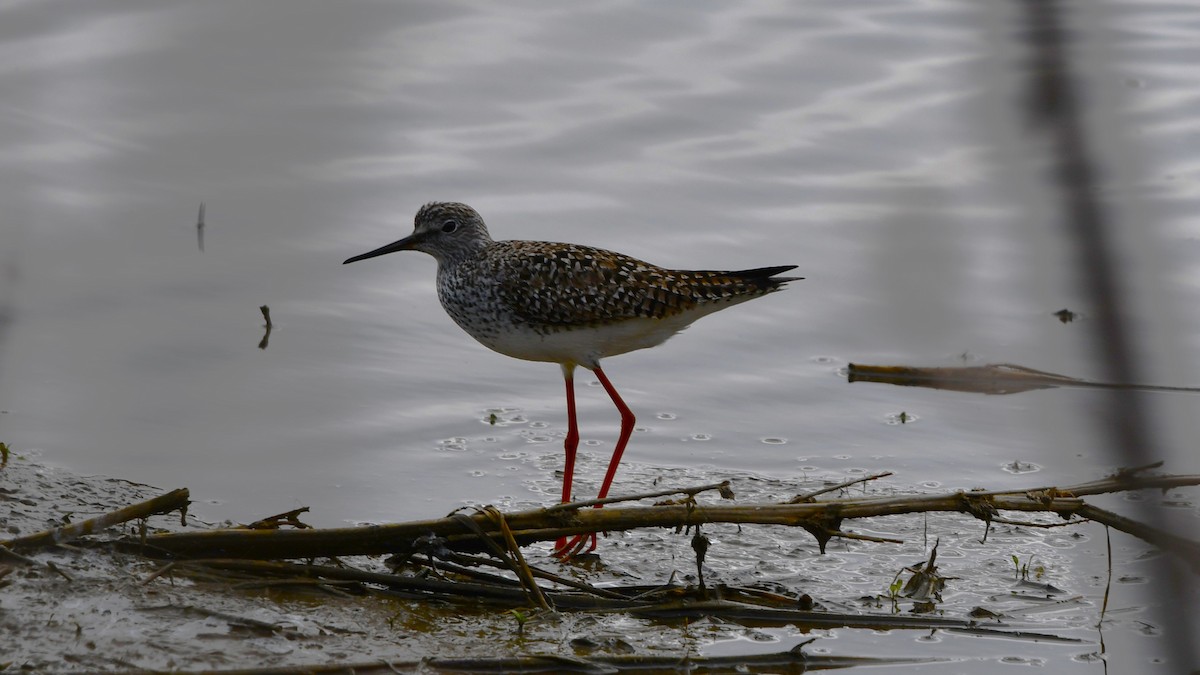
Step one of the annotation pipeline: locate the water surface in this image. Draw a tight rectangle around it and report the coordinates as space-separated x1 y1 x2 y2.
1 0 1198 670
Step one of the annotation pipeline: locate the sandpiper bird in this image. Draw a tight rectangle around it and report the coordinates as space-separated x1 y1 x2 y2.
344 202 800 556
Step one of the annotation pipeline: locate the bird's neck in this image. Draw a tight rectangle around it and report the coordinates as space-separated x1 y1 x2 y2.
433 235 492 268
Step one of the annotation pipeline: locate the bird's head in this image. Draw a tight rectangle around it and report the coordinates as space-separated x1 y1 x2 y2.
343 202 493 266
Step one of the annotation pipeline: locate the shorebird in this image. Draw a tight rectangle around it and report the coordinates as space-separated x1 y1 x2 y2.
344 202 800 556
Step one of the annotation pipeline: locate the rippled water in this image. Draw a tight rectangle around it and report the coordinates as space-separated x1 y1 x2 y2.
1 0 1198 670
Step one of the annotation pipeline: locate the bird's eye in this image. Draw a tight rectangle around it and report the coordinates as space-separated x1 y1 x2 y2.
441 220 458 233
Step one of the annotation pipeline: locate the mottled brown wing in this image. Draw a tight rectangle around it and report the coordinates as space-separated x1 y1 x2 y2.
492 241 698 327
492 241 797 327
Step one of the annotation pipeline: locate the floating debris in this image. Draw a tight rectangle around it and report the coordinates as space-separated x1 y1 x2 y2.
849 362 1200 395
258 305 273 350
196 202 205 252
1053 308 1077 323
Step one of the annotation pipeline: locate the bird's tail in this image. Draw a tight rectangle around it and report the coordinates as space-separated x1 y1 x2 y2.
724 265 803 291
673 265 802 307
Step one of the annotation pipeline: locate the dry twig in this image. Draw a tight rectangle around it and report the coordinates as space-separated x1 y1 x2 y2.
136 473 1199 564
1 488 190 551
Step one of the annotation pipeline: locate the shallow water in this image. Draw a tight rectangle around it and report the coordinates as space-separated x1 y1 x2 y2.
1 454 1188 672
1 0 1198 670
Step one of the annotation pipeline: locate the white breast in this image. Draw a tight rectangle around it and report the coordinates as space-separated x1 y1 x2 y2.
474 314 698 369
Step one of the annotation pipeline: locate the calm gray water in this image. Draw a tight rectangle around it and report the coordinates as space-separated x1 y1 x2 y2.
1 0 1198 669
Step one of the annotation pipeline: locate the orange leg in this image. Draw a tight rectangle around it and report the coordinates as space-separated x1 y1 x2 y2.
554 364 635 558
556 364 580 552
593 365 635 502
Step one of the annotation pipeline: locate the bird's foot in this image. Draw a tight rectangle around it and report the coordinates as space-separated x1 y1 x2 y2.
552 533 597 560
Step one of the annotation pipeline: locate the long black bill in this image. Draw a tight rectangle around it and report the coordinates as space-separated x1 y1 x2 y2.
343 234 420 264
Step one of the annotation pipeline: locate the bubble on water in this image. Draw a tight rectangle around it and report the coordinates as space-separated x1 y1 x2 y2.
1001 460 1040 474
1000 657 1044 666
482 408 529 427
437 437 468 452
691 433 712 441
584 439 602 446
529 421 549 429
656 412 677 420
761 437 788 445
884 411 918 425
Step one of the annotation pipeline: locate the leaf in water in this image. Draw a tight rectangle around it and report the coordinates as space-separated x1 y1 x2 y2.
847 363 1200 396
